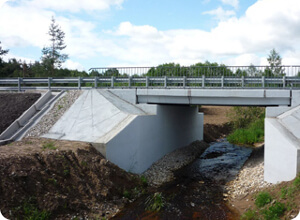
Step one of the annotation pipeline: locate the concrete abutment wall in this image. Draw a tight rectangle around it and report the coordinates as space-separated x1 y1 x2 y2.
106 105 203 173
265 90 300 183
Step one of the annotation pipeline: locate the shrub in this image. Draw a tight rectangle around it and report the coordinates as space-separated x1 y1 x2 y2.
255 192 272 208
262 202 285 220
228 107 265 130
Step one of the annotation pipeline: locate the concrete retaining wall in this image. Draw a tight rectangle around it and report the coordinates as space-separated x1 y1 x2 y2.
106 105 203 173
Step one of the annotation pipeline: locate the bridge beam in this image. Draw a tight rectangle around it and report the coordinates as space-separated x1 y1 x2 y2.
137 89 291 106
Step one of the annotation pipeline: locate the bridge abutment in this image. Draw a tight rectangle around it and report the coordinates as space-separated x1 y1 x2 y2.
43 89 203 174
265 90 300 183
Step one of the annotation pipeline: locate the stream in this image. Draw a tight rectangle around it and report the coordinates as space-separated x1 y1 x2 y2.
113 139 252 220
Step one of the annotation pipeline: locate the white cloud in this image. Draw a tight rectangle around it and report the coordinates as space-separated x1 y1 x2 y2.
1 0 300 70
203 7 236 21
0 0 9 8
220 0 239 9
24 0 124 12
62 60 85 71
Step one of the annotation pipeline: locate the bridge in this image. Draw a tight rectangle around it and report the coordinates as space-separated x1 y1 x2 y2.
1 65 300 183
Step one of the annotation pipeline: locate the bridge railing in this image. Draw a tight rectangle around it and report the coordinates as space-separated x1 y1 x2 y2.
1 66 300 90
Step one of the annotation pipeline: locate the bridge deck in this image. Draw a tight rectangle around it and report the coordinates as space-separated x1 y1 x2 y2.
136 89 291 106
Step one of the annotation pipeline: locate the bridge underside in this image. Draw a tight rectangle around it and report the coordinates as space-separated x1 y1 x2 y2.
136 89 291 106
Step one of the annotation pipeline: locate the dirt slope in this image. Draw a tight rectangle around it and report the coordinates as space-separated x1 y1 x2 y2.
0 93 41 134
0 138 143 219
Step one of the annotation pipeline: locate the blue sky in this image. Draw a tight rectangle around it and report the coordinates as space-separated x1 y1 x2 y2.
1 0 300 71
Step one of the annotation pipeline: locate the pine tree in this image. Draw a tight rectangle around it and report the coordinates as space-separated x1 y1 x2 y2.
41 17 68 76
267 48 284 76
0 41 9 60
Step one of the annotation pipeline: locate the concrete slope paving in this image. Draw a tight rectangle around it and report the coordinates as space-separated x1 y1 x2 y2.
42 89 145 143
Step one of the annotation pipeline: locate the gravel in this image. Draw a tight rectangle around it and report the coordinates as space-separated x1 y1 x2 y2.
25 90 83 137
143 140 209 186
225 146 273 199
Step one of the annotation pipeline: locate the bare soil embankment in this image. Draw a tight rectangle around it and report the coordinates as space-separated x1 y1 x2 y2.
0 93 41 134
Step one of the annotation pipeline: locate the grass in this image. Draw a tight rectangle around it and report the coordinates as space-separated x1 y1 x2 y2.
242 174 300 219
227 106 265 145
227 118 264 145
261 202 285 220
255 192 272 208
241 209 257 220
42 141 57 150
145 192 165 212
13 198 50 220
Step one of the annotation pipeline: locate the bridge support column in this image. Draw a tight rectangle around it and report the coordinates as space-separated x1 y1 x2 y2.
265 90 300 183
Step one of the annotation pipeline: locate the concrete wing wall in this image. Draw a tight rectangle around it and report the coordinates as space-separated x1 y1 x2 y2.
106 105 203 173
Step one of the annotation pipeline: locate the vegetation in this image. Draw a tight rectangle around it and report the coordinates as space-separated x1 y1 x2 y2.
241 175 300 220
42 141 57 150
255 192 272 208
145 192 165 212
227 117 264 145
13 198 51 220
227 107 265 145
0 41 8 59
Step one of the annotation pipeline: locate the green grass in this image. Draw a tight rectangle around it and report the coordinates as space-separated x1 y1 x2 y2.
261 202 285 220
14 198 50 220
42 141 57 150
255 192 272 208
241 209 257 220
145 192 165 212
228 118 264 145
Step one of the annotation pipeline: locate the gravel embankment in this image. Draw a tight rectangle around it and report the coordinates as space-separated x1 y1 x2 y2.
26 90 82 137
143 140 209 186
225 145 273 199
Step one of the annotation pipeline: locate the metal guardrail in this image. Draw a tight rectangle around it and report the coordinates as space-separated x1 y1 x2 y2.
1 66 300 90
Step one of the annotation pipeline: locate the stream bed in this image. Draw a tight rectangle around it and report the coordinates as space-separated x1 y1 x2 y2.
113 139 252 220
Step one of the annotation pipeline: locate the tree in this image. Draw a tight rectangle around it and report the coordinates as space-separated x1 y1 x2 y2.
267 48 284 76
41 17 68 76
0 41 9 61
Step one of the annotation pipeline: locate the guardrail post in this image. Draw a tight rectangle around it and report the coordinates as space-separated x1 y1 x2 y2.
183 76 186 88
241 76 245 88
164 76 167 88
18 77 21 92
283 76 286 88
221 76 224 88
94 77 98 88
111 76 114 88
78 77 81 90
128 76 132 88
146 76 149 88
262 76 265 88
48 77 52 90
202 75 205 88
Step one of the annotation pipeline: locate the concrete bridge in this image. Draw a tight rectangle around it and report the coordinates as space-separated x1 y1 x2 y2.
1 65 300 183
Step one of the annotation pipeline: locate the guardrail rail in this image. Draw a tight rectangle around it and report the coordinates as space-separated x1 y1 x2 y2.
1 65 300 90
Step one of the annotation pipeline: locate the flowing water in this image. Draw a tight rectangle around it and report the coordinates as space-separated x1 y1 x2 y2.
114 139 252 220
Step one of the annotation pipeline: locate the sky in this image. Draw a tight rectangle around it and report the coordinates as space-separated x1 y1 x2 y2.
0 0 300 72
